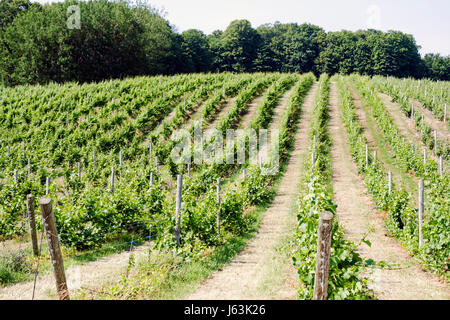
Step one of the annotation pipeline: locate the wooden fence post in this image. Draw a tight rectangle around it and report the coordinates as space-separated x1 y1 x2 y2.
418 179 424 248
216 178 221 234
175 174 183 244
26 194 39 256
365 144 369 169
150 172 154 186
313 211 334 300
388 172 392 195
39 197 69 300
46 176 51 195
111 167 115 194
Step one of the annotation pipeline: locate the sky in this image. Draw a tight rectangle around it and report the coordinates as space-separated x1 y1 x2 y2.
35 0 450 56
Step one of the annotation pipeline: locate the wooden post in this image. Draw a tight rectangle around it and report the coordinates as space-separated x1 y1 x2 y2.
217 178 221 234
418 179 424 248
28 159 31 176
111 167 115 194
175 174 183 244
39 197 69 300
312 151 316 173
440 155 444 177
365 144 369 169
259 155 263 170
26 194 39 256
410 103 414 119
423 149 427 165
46 176 51 195
187 163 191 178
242 169 247 180
150 172 154 186
388 171 392 195
313 211 334 300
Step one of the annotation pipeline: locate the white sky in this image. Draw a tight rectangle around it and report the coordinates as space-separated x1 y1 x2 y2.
35 0 450 56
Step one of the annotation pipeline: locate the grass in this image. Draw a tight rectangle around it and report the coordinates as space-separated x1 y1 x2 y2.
351 85 418 197
74 85 308 300
0 232 146 287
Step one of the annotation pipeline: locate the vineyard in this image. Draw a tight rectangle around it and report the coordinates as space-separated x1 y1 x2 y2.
0 72 448 300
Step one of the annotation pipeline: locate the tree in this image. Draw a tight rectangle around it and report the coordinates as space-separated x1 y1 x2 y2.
215 20 261 72
423 53 450 81
0 0 181 85
256 22 324 73
180 29 213 73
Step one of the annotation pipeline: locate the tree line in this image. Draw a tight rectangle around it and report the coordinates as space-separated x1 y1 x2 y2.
0 0 448 86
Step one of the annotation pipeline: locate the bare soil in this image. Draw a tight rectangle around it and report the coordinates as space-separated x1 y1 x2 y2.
348 84 415 192
409 98 449 140
185 83 318 300
0 242 152 300
378 93 440 163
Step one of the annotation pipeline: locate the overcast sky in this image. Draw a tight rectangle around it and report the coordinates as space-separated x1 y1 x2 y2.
35 0 450 56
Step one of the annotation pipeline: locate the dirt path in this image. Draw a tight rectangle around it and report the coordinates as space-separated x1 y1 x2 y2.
329 82 450 300
409 98 449 139
0 242 152 300
348 84 414 192
205 97 237 130
185 83 318 300
378 93 440 163
257 85 297 163
238 94 267 129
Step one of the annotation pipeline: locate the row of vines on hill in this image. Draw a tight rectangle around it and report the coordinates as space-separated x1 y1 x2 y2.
339 75 449 278
292 74 374 300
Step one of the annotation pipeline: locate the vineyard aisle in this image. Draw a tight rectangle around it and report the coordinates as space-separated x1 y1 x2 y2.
348 84 414 192
409 98 450 139
329 81 450 300
185 82 318 300
0 242 153 300
378 93 440 163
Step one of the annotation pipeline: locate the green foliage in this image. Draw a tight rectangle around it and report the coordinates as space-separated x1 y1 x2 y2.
293 74 374 300
336 75 449 279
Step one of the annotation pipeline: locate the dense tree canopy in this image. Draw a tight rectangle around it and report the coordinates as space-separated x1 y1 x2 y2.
0 0 448 86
